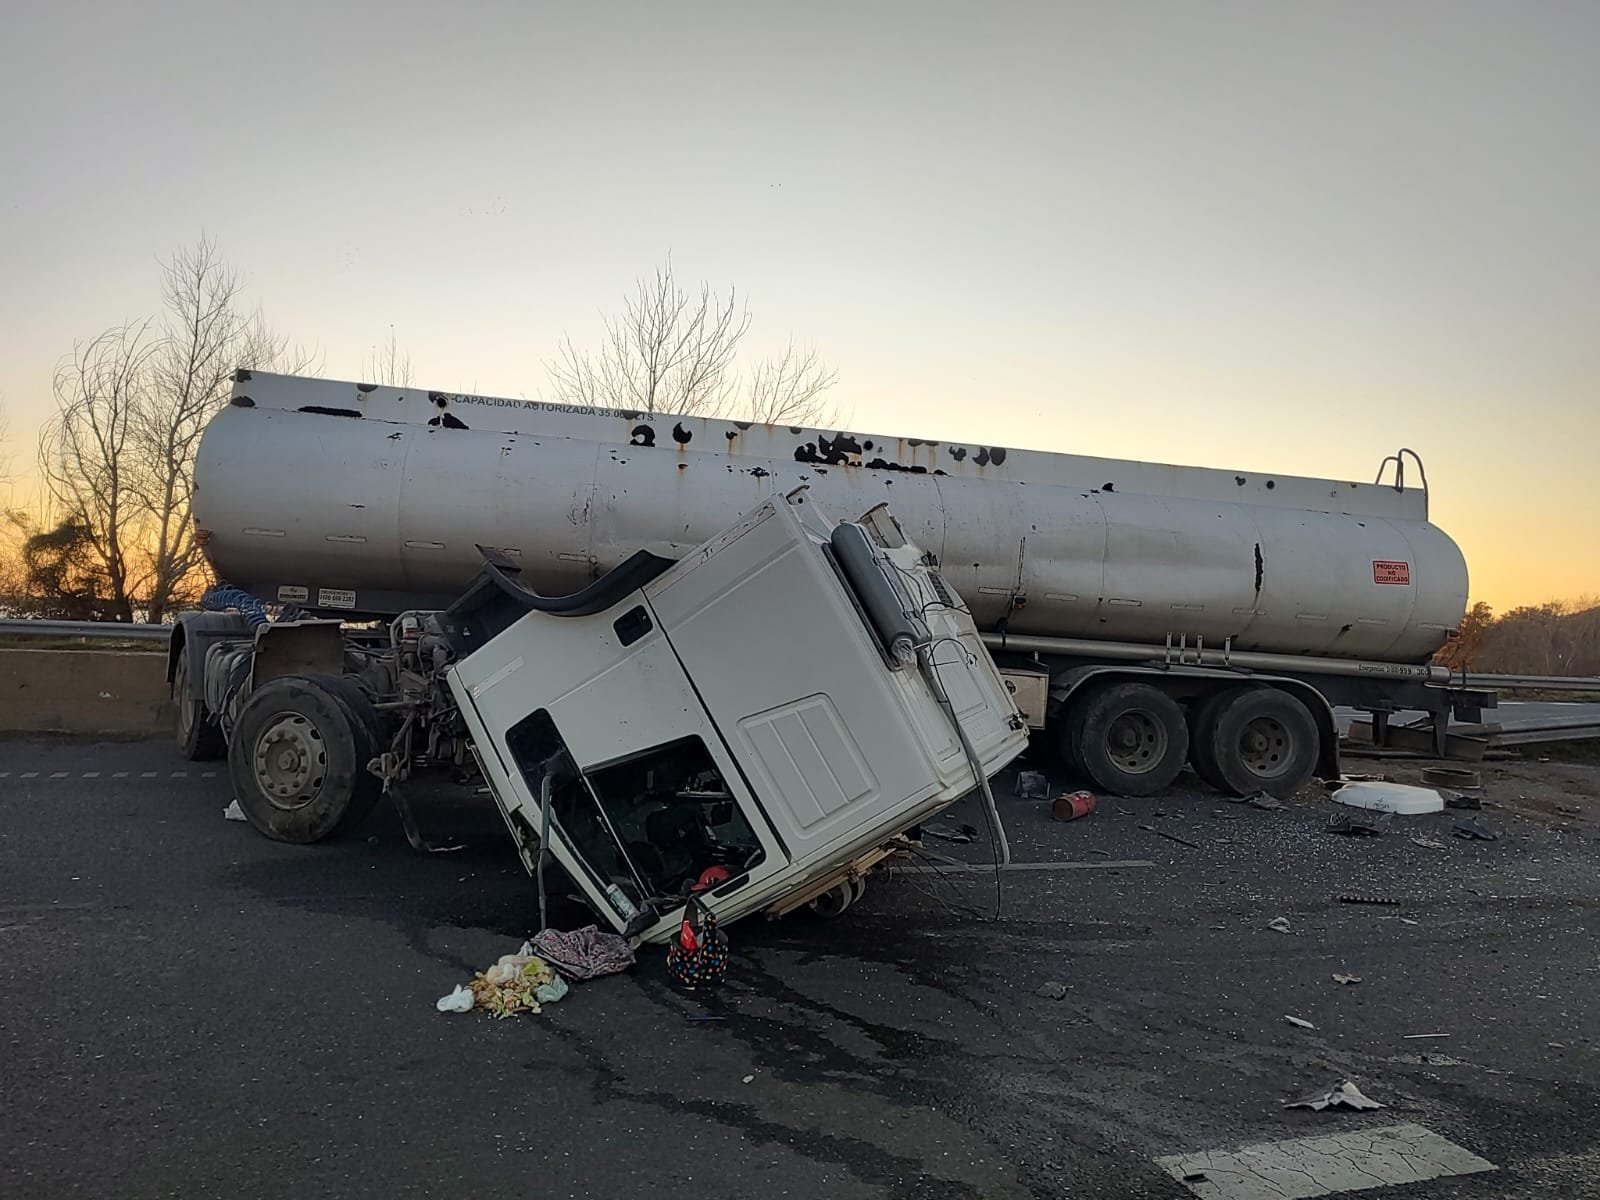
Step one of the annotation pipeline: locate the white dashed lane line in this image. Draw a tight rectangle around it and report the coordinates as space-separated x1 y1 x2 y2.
0 769 216 781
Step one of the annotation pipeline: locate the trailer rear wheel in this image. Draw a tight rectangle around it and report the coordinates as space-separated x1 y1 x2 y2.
227 676 379 844
303 674 387 837
1186 689 1235 792
1199 687 1318 798
1070 682 1189 796
173 654 225 761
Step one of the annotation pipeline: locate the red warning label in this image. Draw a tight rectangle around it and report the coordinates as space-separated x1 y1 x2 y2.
1372 560 1411 585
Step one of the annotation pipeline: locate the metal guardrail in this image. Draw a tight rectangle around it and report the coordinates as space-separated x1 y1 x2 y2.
2 619 1599 692
0 619 171 643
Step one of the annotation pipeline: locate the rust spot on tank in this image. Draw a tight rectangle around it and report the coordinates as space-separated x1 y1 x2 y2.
863 440 874 451
989 446 1006 465
974 448 991 467
949 446 967 462
231 395 255 407
1235 475 1247 486
748 467 769 478
734 421 753 431
427 412 468 429
631 424 656 447
429 392 450 408
1253 543 1264 593
1266 480 1276 489
672 423 692 445
1102 481 1114 492
725 430 738 443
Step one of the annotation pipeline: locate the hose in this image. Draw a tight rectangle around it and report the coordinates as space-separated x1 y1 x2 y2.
918 645 1011 867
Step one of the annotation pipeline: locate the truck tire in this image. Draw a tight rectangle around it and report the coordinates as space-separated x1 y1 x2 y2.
1070 682 1189 797
1198 686 1318 798
173 653 226 761
302 674 387 836
1185 689 1235 793
227 675 380 844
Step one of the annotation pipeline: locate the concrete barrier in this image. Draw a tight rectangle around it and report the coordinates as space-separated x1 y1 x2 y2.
0 648 174 737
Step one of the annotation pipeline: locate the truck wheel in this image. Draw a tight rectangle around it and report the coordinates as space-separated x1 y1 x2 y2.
810 882 856 918
303 674 387 836
227 676 380 844
1072 682 1189 796
1200 687 1318 798
173 654 225 761
1185 690 1235 792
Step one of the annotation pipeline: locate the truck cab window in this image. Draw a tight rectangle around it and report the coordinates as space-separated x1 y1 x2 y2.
505 712 765 911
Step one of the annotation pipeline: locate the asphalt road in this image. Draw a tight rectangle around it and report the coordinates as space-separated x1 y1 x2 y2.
3 738 1600 1199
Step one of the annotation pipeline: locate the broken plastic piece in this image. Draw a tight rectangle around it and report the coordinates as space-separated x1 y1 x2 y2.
1332 781 1444 815
921 820 978 843
1284 1080 1385 1111
1453 816 1499 842
1035 981 1068 1000
1246 792 1284 811
1014 770 1050 799
1326 810 1390 836
435 984 473 1013
1332 973 1362 985
1285 1015 1315 1029
1443 790 1482 811
223 799 247 822
1409 836 1448 850
1336 894 1399 906
1267 916 1292 934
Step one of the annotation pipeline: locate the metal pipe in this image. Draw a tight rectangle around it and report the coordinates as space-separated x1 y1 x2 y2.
980 631 1450 684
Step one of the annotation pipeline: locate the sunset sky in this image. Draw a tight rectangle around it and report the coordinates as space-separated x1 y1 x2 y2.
2 1 1595 614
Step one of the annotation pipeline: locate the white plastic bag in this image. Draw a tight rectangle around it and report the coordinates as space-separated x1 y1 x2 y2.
435 984 474 1013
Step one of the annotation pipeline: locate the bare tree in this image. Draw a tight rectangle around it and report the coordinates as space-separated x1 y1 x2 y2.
39 323 159 621
365 326 413 387
37 236 312 622
547 258 837 424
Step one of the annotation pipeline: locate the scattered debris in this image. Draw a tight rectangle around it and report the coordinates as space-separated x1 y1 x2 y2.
1332 781 1444 815
223 799 247 822
1140 824 1201 849
742 1074 755 1084
1404 1033 1450 1040
1247 792 1285 811
435 984 473 1013
1036 982 1069 1000
1453 817 1500 842
526 925 636 980
1422 766 1480 790
1332 973 1362 985
1337 894 1400 906
1326 810 1390 836
1409 836 1449 851
1014 770 1051 799
1325 773 1385 787
922 820 978 843
1053 791 1096 822
473 953 564 1017
1285 1015 1316 1029
1442 790 1482 811
1284 1080 1385 1111
1400 917 1421 926
1181 1173 1209 1185
1267 916 1293 934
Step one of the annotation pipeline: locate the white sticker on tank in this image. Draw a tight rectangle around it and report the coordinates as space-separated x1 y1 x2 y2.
317 587 357 609
277 585 309 603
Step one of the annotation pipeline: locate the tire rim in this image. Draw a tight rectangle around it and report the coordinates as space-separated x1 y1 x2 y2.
1106 710 1168 775
253 713 328 810
1238 716 1291 778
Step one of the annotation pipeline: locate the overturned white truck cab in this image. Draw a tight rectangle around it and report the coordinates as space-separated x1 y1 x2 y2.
443 492 1028 942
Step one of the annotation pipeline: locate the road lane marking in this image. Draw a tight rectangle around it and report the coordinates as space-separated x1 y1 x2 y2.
49 772 68 778
112 772 128 778
1156 1123 1495 1199
82 772 100 778
20 772 37 779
